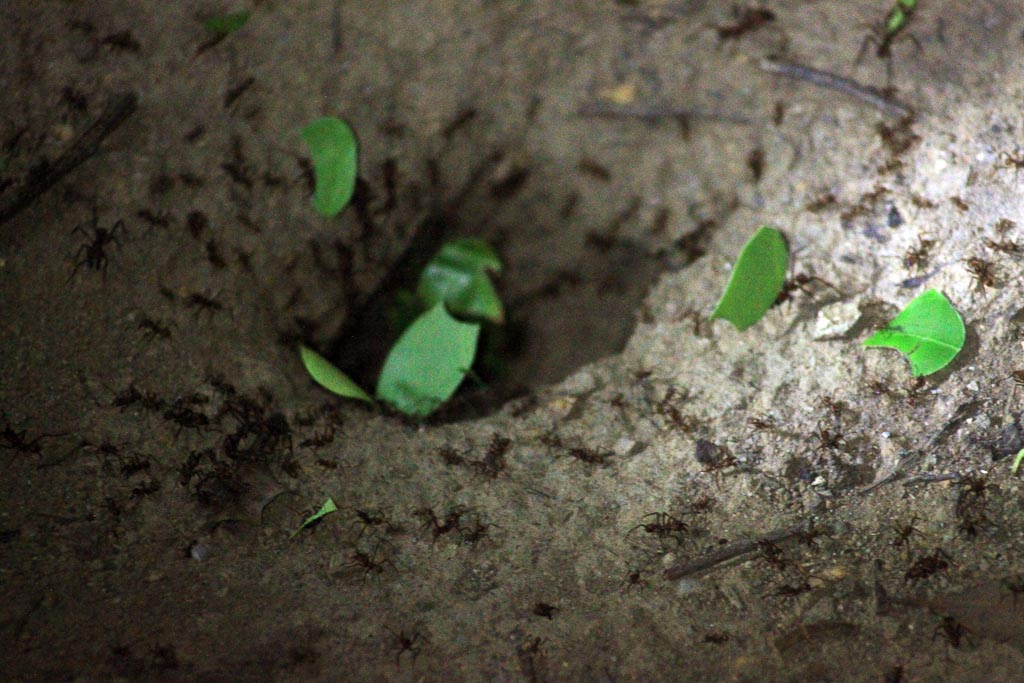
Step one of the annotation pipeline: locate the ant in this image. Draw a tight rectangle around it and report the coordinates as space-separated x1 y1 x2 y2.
136 209 171 229
205 240 226 269
955 475 991 537
891 516 922 551
130 479 161 499
298 429 335 450
68 203 125 282
568 447 612 466
995 217 1017 233
1 421 58 460
415 506 466 542
163 401 210 436
352 509 401 540
804 191 838 213
703 631 731 644
532 602 558 619
110 383 165 413
621 567 648 592
813 423 846 453
855 0 921 85
756 540 791 572
339 544 395 581
388 627 426 666
963 257 997 289
1000 575 1024 607
905 547 952 583
985 237 1020 254
997 151 1024 177
184 292 225 318
902 237 935 270
767 581 812 600
932 616 973 652
715 5 775 41
138 316 173 341
628 512 690 549
950 196 970 212
747 415 775 431
470 433 510 478
773 273 839 307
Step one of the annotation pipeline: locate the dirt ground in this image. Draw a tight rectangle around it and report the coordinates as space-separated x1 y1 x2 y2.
4 1 1024 681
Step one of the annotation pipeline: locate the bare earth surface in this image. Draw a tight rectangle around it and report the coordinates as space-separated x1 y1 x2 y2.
3 1 1024 681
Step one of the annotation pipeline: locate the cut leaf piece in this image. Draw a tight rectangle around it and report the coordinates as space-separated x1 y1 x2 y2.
301 116 358 217
204 10 251 37
376 303 480 417
299 345 374 404
291 497 338 538
418 238 504 323
710 226 788 331
863 289 964 376
1012 449 1024 476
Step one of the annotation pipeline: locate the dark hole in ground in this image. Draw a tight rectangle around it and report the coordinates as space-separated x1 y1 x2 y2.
326 165 719 423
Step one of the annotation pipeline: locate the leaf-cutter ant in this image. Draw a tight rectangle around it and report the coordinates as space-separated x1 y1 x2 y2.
184 291 225 318
998 151 1024 177
715 5 775 41
773 273 840 307
905 547 952 583
68 203 125 282
985 237 1020 254
903 237 935 269
932 615 973 652
963 257 997 289
892 516 922 551
388 627 426 666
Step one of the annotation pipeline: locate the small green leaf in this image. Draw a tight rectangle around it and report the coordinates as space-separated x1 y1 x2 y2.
204 10 251 37
863 289 965 376
418 239 504 323
376 303 480 417
299 345 374 404
1012 449 1024 476
301 116 358 217
291 497 338 538
710 226 789 331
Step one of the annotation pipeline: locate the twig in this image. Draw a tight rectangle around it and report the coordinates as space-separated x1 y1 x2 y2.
663 521 810 580
0 91 138 225
577 102 752 125
902 472 962 487
759 59 913 119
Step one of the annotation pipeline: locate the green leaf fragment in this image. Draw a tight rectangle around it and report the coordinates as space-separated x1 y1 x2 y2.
301 116 358 217
863 289 964 376
418 238 504 323
204 10 251 36
376 303 480 417
299 345 374 404
291 497 338 538
710 226 789 331
1012 449 1024 476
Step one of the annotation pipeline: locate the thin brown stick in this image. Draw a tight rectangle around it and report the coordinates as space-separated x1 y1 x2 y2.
577 102 752 125
0 91 138 225
663 521 810 580
759 59 913 119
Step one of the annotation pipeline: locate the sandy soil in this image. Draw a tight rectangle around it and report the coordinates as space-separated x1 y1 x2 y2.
3 1 1024 681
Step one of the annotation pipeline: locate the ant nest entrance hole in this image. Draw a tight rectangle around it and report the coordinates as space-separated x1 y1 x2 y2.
322 156 724 423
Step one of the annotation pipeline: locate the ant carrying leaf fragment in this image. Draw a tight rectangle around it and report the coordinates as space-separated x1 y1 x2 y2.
302 116 358 217
292 497 339 538
863 289 964 376
710 226 788 331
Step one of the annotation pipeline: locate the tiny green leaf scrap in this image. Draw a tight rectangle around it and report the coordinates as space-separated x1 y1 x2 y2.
710 226 788 331
204 10 252 37
299 344 374 404
301 116 358 217
863 289 964 376
418 238 505 323
1011 449 1024 476
291 497 338 538
376 303 480 417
